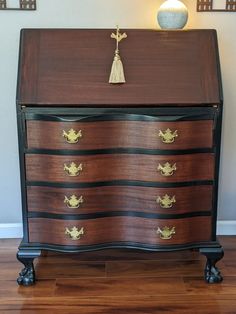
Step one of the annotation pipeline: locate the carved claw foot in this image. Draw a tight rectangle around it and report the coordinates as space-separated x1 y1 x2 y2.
205 261 223 283
200 247 224 284
17 265 35 286
17 249 41 286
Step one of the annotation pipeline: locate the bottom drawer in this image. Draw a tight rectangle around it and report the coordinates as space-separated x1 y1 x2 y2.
28 216 211 246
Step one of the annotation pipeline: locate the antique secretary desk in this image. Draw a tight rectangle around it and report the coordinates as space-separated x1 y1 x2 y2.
16 29 224 286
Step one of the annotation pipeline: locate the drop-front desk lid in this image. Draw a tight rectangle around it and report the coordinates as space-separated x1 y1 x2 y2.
17 29 222 106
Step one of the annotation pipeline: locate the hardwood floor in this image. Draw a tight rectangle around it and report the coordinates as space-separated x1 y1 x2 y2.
0 237 236 313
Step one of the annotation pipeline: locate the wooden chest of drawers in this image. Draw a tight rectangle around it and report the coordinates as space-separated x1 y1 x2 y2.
16 29 224 286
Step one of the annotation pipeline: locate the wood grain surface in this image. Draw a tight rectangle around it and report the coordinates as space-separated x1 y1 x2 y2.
28 216 212 246
1 237 235 313
27 185 213 215
17 29 221 105
26 119 214 150
25 153 215 183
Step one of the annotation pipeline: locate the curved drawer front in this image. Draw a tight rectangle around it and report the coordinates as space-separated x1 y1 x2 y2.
25 153 214 183
28 216 212 246
27 185 213 215
26 120 213 150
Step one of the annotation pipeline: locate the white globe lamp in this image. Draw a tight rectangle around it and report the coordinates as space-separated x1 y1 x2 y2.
157 0 188 30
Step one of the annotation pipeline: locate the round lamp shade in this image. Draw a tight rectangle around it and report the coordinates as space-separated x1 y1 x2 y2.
157 0 188 29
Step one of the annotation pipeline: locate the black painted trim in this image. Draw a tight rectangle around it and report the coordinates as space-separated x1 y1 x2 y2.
16 30 24 106
26 180 213 189
19 241 222 253
210 32 223 241
16 107 29 242
28 210 211 220
213 31 224 104
24 106 216 121
212 106 223 240
25 112 215 122
25 147 214 156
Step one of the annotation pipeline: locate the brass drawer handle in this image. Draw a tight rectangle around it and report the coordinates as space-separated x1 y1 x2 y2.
64 195 84 209
157 226 176 240
157 162 177 177
63 129 82 144
65 227 84 240
64 162 83 176
158 128 178 144
157 194 176 209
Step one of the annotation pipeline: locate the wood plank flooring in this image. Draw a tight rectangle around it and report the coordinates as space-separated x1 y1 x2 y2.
0 236 235 313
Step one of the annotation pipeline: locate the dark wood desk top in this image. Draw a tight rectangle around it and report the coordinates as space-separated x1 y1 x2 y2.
17 29 222 106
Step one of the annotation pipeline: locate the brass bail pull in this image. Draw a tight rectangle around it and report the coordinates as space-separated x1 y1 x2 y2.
157 226 176 240
64 162 83 177
64 195 84 209
157 162 177 177
157 194 176 209
158 129 178 144
65 227 84 240
63 129 82 144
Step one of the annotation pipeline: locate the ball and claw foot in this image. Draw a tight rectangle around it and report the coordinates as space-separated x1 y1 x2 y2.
205 263 223 283
17 265 35 286
200 247 224 284
16 249 41 286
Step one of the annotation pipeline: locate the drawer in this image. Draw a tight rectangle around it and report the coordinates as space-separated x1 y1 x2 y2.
26 120 213 150
28 216 212 246
27 185 213 215
25 153 214 183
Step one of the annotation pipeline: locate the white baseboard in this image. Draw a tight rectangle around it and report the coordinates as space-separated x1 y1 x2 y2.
0 223 23 239
0 221 235 239
217 220 236 235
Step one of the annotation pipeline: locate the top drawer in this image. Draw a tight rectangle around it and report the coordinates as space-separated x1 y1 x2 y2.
26 119 213 150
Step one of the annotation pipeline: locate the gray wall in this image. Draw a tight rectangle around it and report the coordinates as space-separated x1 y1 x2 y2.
0 0 235 223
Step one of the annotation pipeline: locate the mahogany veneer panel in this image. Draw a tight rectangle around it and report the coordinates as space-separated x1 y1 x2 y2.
17 29 221 106
28 216 212 246
26 120 214 150
25 153 215 183
27 185 213 215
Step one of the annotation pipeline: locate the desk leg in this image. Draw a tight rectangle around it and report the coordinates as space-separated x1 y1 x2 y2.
200 247 224 283
17 249 41 286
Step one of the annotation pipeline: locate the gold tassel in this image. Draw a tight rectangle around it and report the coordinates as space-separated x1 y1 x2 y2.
109 26 127 84
109 49 125 84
